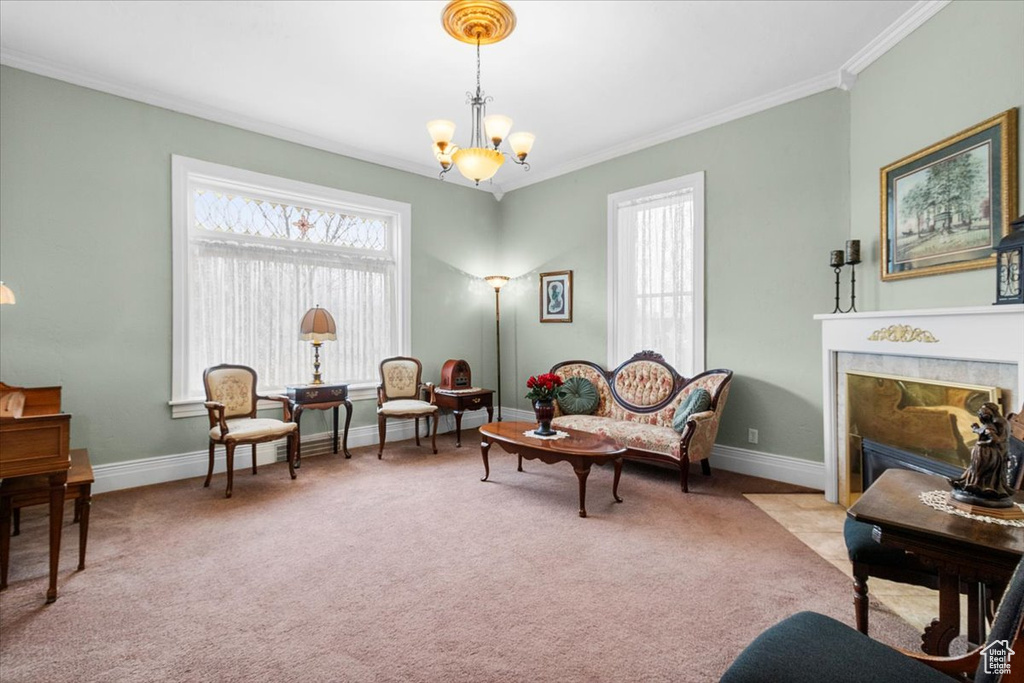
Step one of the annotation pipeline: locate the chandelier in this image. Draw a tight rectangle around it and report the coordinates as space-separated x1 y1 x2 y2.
427 0 535 185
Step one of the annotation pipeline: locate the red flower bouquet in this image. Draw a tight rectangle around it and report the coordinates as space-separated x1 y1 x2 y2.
524 373 564 402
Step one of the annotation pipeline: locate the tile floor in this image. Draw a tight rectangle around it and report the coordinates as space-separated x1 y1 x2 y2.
745 492 971 635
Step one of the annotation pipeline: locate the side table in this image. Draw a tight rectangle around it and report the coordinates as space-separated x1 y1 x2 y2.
433 388 494 447
285 384 353 466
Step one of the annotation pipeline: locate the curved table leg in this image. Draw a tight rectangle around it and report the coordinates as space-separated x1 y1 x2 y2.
332 405 339 454
292 405 304 469
453 410 464 447
613 458 623 503
518 455 523 472
922 571 961 655
573 463 592 518
342 400 353 458
480 438 492 482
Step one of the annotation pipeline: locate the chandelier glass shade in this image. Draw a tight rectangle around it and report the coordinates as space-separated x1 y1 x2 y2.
429 1 534 186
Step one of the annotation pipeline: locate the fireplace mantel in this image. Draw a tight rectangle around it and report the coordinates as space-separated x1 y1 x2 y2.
816 305 1024 503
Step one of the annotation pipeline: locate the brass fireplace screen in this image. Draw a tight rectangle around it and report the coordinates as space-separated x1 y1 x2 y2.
846 372 1002 496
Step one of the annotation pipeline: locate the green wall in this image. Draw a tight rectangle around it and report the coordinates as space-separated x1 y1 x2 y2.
2 0 1020 473
494 0 1022 465
850 0 1024 310
497 90 851 461
0 66 500 466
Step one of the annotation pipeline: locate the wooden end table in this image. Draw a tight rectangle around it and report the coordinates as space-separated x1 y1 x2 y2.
433 388 494 447
286 384 353 466
848 469 1024 655
479 421 626 518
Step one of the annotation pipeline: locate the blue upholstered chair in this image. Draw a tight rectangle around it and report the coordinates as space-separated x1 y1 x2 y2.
720 554 1024 683
844 516 941 634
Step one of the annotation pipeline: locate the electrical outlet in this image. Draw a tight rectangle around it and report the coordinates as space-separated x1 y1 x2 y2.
748 428 759 445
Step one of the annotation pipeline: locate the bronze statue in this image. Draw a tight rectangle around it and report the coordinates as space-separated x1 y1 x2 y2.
949 402 1015 507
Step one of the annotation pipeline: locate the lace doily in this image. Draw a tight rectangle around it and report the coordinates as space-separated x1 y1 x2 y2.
919 490 1024 528
523 429 570 441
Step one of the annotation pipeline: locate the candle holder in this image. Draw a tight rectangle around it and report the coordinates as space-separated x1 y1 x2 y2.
828 241 861 314
846 240 861 313
830 250 845 313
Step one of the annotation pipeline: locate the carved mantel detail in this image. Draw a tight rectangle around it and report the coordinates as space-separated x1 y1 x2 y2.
867 324 940 343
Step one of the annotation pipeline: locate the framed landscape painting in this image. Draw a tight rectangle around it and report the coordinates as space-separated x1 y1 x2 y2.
539 270 572 323
880 108 1018 281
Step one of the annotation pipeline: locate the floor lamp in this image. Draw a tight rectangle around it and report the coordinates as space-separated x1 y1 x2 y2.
484 276 509 421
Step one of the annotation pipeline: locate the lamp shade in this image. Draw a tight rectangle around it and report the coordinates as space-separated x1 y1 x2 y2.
433 143 455 171
484 275 509 291
483 114 513 147
427 119 456 152
452 147 505 183
0 281 14 305
299 306 337 342
507 131 535 160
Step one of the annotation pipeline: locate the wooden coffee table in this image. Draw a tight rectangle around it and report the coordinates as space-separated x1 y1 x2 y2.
479 421 627 518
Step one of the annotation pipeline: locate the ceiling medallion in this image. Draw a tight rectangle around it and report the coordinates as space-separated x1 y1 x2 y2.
428 0 534 186
442 0 517 45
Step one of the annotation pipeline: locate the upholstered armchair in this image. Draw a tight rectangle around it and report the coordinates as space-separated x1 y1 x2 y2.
203 364 298 498
377 356 438 458
721 554 1024 683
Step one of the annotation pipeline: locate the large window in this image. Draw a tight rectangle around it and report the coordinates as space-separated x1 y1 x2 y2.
607 172 705 375
171 156 410 416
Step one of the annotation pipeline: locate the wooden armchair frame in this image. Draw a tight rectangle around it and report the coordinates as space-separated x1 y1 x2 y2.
723 555 1024 683
203 364 297 498
376 356 439 458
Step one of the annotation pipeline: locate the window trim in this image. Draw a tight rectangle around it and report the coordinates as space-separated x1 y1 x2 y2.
170 155 411 418
606 171 705 374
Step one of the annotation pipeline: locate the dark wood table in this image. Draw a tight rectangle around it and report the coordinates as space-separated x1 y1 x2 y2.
848 469 1024 655
433 388 493 447
479 421 626 518
286 384 353 466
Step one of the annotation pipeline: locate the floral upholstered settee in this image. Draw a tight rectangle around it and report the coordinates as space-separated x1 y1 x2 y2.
550 352 733 492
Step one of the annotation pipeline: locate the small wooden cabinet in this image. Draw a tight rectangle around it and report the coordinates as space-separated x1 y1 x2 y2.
285 383 353 464
433 388 494 447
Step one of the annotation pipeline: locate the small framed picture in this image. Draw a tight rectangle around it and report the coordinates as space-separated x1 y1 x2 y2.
539 270 573 323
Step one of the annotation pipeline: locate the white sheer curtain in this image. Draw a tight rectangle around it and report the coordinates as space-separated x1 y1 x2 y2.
186 237 396 397
613 188 695 374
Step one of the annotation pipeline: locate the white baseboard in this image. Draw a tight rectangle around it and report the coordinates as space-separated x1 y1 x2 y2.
92 411 492 494
500 407 535 422
709 444 825 490
92 410 823 494
501 408 825 490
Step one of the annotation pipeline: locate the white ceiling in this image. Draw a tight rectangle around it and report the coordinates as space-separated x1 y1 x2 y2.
0 1 938 196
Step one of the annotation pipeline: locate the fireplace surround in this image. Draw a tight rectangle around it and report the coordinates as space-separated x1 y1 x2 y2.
816 305 1024 505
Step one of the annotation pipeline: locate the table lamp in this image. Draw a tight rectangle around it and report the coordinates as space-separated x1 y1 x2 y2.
484 276 509 421
299 305 337 385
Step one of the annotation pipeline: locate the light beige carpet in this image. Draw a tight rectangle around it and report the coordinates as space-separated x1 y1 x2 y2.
0 431 918 682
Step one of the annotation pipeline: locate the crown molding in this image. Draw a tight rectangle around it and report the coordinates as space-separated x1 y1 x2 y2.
1 1 950 202
841 0 950 76
498 70 838 194
0 47 493 195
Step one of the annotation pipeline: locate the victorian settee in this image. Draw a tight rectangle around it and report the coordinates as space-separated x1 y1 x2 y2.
550 352 733 492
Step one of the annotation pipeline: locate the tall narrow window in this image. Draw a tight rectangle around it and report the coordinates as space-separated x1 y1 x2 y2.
608 172 705 375
171 156 410 415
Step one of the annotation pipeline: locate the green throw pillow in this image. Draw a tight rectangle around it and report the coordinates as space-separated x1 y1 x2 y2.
556 376 600 415
672 388 712 433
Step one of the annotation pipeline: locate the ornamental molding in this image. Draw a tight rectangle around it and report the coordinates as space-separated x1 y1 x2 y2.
867 324 939 343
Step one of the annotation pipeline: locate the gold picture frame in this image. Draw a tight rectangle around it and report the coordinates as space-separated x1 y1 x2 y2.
539 270 572 323
880 108 1018 281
